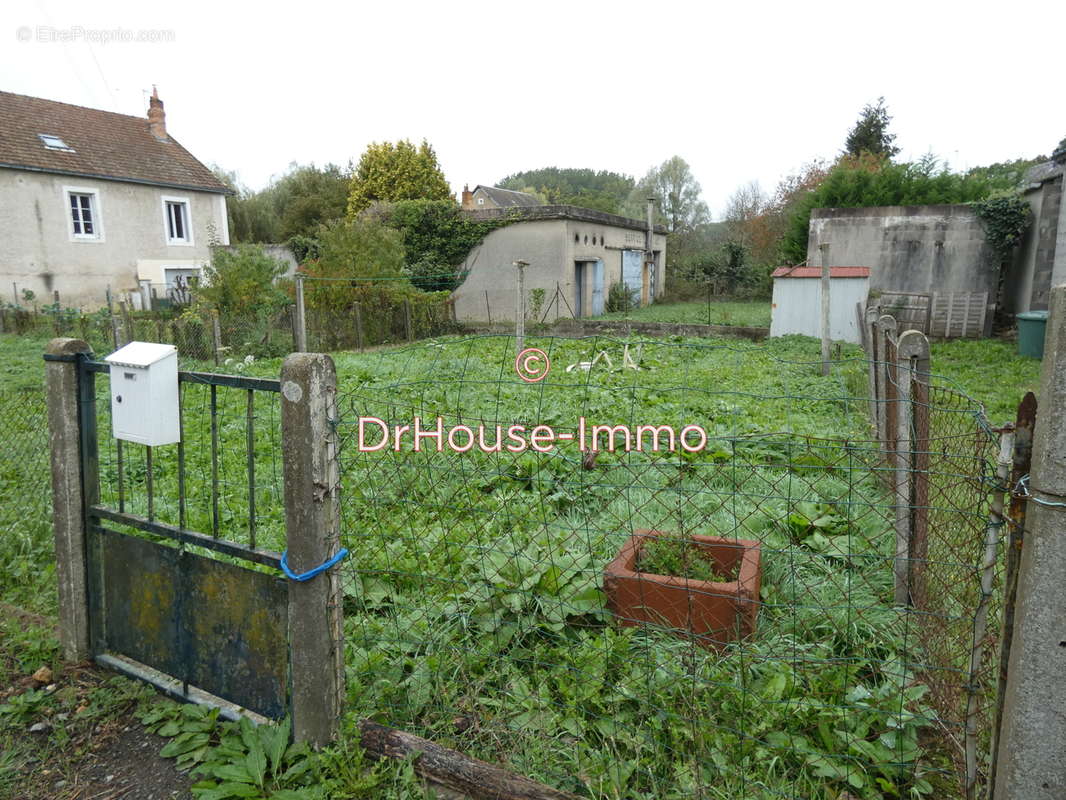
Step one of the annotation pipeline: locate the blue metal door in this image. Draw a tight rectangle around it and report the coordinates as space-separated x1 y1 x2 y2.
591 260 605 316
622 250 643 297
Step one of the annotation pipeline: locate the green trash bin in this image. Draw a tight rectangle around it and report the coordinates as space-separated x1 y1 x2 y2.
1017 311 1049 359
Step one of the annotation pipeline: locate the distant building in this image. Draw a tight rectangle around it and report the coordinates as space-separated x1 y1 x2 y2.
460 184 541 211
769 266 870 344
0 88 230 308
451 203 667 322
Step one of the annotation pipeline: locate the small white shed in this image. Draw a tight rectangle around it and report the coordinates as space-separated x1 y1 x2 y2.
770 266 870 344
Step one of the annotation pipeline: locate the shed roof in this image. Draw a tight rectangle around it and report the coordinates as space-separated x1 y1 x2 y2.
772 266 870 279
0 91 229 193
473 185 542 207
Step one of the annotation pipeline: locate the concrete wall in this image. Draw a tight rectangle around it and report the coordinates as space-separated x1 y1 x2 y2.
770 276 869 343
807 205 999 300
1004 171 1065 313
0 167 227 308
451 218 666 323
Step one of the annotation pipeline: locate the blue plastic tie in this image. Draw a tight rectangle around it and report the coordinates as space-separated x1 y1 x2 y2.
279 548 349 582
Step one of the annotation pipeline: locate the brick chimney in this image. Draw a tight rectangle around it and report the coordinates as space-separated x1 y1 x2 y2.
461 184 474 210
147 86 167 140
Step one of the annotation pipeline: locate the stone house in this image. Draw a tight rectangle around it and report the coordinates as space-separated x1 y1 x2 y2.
0 89 230 309
460 184 541 211
451 204 667 322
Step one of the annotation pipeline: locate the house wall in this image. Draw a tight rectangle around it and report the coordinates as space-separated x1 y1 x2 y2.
770 277 869 343
0 168 228 308
453 220 568 322
1005 175 1064 313
451 219 667 323
806 205 999 301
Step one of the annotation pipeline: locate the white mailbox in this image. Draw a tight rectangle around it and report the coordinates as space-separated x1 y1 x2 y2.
104 342 180 446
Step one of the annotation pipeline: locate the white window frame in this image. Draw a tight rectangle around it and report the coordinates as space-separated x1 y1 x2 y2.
63 185 105 243
161 195 194 246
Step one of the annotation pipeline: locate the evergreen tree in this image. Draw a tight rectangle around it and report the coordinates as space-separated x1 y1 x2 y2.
844 97 901 160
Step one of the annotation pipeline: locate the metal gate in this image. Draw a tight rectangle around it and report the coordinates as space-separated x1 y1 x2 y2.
56 351 290 719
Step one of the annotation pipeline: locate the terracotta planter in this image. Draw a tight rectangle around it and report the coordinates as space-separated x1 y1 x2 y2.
603 530 761 647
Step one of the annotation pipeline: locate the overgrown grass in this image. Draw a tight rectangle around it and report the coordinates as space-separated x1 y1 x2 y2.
597 299 771 328
0 328 1037 799
930 337 1041 423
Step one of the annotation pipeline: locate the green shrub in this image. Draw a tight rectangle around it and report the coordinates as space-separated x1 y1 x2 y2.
605 281 637 313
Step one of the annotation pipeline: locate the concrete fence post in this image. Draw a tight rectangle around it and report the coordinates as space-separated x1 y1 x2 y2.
514 260 528 354
820 243 831 376
294 273 308 352
865 307 881 436
280 353 344 746
994 283 1066 799
46 338 96 661
901 331 931 610
893 330 929 607
876 315 898 448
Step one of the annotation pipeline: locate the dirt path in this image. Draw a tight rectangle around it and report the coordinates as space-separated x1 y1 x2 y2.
0 604 192 800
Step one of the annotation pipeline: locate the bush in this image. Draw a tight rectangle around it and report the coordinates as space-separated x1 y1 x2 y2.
198 244 290 317
382 199 505 292
605 281 638 313
301 218 408 312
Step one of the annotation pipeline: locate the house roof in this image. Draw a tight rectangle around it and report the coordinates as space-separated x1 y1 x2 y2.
772 266 870 279
1024 158 1065 188
0 91 230 194
473 185 541 208
463 204 668 235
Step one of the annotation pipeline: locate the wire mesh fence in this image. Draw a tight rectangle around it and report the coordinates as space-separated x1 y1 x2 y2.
328 332 1006 798
0 387 53 612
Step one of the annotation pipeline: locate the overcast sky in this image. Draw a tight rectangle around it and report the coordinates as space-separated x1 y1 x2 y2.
3 0 1063 218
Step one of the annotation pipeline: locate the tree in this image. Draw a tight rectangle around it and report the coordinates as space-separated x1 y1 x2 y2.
780 155 995 263
497 167 636 215
274 163 351 241
212 162 350 244
844 97 900 160
630 156 709 233
211 166 281 244
347 139 452 215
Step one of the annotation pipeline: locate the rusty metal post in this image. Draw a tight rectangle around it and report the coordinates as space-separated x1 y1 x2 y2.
280 353 344 745
988 391 1037 795
966 430 1014 799
905 332 932 610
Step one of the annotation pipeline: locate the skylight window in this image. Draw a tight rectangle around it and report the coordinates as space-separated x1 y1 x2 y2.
39 134 74 152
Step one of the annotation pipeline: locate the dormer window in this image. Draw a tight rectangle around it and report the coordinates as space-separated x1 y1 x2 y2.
39 134 74 152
